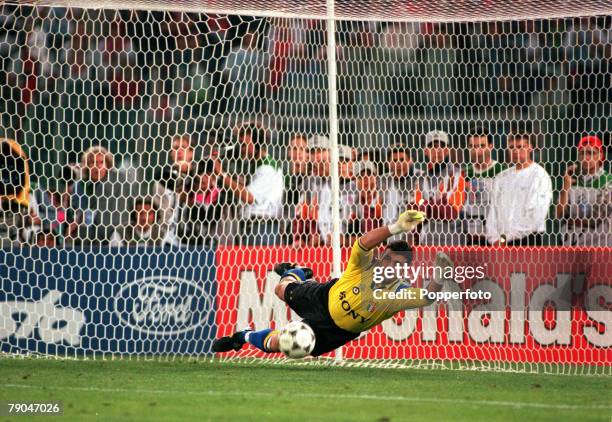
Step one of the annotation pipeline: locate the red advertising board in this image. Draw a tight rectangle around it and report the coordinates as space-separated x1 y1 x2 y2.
215 246 611 365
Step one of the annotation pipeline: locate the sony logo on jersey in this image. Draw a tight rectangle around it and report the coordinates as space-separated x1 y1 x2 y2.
340 299 369 324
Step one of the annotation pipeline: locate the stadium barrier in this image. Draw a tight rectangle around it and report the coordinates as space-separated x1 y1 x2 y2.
216 246 611 368
0 247 217 355
2 246 610 372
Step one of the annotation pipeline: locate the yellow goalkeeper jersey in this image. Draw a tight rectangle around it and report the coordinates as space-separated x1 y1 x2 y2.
328 240 433 333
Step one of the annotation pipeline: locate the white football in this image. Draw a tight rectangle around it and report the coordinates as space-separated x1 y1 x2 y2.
278 321 316 359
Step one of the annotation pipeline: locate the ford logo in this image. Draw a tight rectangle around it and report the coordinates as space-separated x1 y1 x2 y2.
114 276 211 336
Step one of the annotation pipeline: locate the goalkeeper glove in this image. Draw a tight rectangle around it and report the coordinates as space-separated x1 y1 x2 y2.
388 209 426 235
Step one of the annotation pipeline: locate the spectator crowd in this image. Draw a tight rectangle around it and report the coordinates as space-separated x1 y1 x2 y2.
0 7 610 249
1 125 610 248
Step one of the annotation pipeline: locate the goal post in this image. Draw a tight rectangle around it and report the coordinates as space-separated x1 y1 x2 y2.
0 1 610 375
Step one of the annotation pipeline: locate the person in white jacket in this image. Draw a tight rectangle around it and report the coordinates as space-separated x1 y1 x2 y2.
214 123 284 245
486 133 553 246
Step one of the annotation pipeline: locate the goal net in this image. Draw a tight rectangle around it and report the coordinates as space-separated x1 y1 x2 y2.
0 1 610 375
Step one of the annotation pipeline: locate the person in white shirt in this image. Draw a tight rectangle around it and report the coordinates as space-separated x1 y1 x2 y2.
214 122 284 245
292 136 356 246
486 133 553 246
379 142 423 243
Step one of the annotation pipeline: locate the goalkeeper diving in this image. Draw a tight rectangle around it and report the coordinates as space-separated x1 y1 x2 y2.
212 209 455 357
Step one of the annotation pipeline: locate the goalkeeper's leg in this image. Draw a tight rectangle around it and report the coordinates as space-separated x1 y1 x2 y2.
212 328 281 353
274 266 310 302
213 264 311 354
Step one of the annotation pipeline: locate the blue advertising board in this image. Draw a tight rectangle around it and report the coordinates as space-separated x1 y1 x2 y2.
0 247 217 356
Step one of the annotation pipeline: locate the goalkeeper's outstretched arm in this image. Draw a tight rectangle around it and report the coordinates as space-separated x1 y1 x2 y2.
359 209 425 250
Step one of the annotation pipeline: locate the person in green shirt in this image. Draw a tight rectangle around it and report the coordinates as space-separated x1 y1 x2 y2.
462 126 507 246
556 136 611 246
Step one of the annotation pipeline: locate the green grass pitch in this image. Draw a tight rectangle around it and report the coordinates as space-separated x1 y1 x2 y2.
0 358 610 421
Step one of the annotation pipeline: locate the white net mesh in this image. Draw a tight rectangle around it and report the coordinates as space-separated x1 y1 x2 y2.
0 3 610 375
4 0 612 21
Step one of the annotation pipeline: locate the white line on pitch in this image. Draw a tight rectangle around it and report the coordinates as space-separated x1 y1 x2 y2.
2 383 610 411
